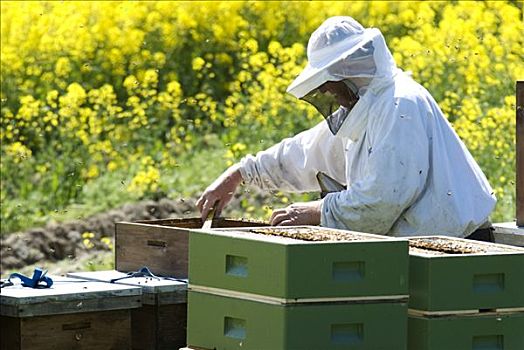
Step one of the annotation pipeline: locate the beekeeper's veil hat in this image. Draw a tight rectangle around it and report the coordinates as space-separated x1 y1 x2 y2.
287 16 395 99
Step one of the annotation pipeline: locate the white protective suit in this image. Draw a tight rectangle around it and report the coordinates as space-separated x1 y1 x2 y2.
238 17 496 237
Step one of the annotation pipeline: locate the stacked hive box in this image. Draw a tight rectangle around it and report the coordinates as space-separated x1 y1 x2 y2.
67 270 187 350
0 275 141 349
407 236 524 350
112 217 267 350
187 226 410 350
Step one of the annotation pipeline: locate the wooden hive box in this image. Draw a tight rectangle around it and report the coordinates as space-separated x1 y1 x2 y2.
190 226 409 300
115 217 267 278
0 276 141 350
408 236 524 313
187 290 407 350
68 270 187 350
408 312 524 350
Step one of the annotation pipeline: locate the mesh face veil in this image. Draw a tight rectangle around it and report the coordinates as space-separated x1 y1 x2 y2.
301 79 359 135
286 17 400 136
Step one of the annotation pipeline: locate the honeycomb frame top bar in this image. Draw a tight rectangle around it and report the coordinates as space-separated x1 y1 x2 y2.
197 225 405 245
408 235 524 257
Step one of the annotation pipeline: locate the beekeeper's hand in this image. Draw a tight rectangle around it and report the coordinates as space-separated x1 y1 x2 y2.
197 164 243 222
270 201 321 226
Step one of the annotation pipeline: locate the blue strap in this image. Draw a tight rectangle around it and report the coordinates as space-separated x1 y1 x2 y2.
5 268 54 288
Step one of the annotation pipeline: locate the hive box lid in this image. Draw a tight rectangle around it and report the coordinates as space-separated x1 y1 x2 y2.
0 275 142 317
67 270 187 305
493 222 524 247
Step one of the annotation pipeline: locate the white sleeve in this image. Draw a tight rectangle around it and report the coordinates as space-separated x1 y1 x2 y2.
239 121 346 193
321 98 429 234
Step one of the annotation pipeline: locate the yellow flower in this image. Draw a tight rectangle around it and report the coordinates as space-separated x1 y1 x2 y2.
46 90 59 108
55 57 71 77
192 57 205 71
85 164 99 179
107 161 118 172
123 75 140 91
5 142 32 163
127 165 160 196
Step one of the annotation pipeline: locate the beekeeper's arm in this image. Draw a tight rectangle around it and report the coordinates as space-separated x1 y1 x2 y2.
239 121 346 191
196 121 346 221
322 98 429 233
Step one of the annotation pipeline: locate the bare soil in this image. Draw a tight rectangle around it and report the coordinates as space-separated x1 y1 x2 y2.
0 198 198 275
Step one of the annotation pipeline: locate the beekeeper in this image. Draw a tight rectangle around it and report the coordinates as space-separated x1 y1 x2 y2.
197 16 496 240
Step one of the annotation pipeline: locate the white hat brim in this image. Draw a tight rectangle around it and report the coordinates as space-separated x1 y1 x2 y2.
287 28 380 98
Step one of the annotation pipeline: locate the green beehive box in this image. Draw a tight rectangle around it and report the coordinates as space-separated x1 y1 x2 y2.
408 312 524 350
408 236 524 313
67 270 187 350
189 226 409 300
187 290 407 350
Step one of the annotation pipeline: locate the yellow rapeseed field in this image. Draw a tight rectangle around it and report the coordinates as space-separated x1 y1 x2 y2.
1 1 523 231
